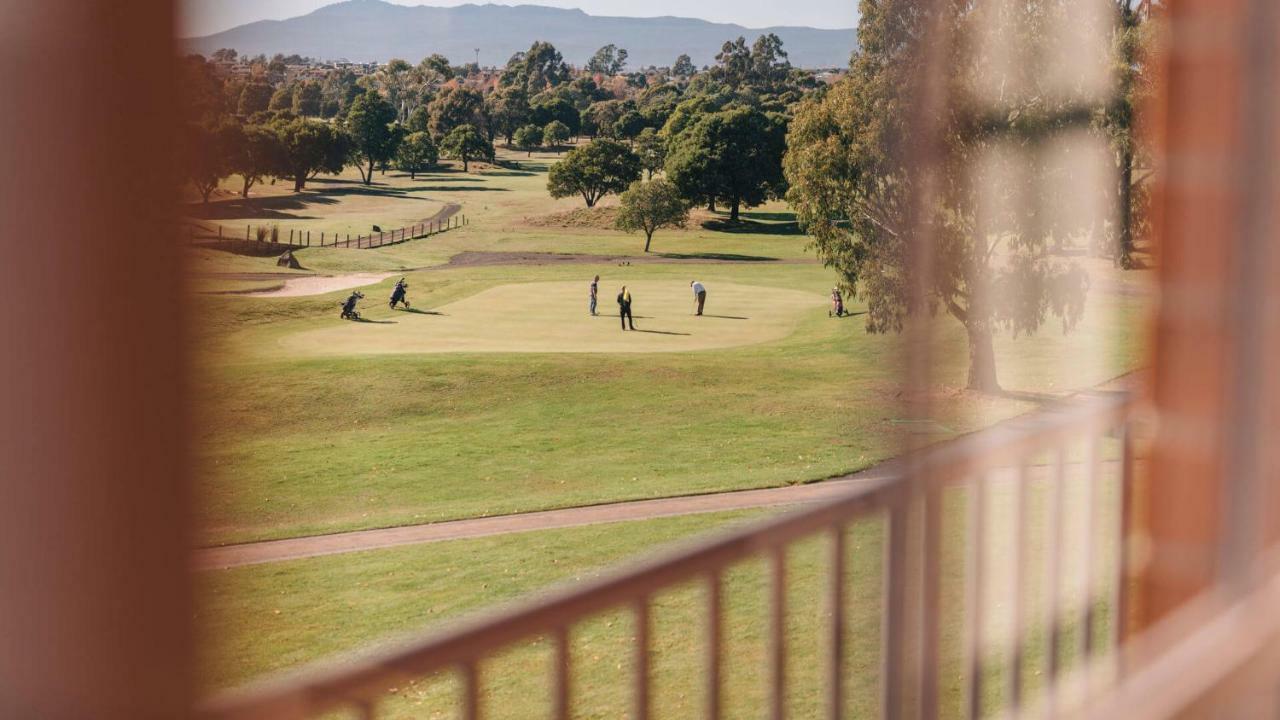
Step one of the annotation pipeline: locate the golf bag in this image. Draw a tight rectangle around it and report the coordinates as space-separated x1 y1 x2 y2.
341 291 365 320
390 279 410 309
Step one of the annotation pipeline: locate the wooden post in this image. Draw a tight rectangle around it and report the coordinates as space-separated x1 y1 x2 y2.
307 230 311 246
246 224 250 241
218 225 223 239
380 231 384 246
321 232 325 245
289 229 294 244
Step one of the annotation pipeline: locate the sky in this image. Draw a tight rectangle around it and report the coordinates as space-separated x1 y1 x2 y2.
179 0 859 37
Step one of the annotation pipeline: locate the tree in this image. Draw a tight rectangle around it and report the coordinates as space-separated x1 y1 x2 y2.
268 86 294 112
1099 1 1153 268
486 87 531 145
345 90 399 184
211 48 238 63
750 34 792 90
547 139 641 208
672 54 696 80
543 120 570 150
583 100 627 138
427 86 486 139
614 110 647 144
396 131 438 179
616 179 689 252
440 125 493 172
665 107 787 220
229 123 281 198
405 106 431 134
271 118 349 192
712 37 752 88
237 82 273 116
530 96 581 138
513 124 543 156
586 44 629 76
523 41 570 92
782 0 1089 392
184 120 235 203
293 82 322 117
634 127 666 179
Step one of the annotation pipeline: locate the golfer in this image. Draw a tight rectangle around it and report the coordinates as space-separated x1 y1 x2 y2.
617 286 635 331
589 275 599 316
691 280 707 316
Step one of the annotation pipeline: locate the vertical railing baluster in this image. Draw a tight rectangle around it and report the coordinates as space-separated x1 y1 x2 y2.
883 497 909 720
706 571 723 720
1113 421 1135 669
828 525 847 720
634 597 651 720
921 484 942 720
1081 433 1102 664
461 660 480 720
1008 460 1030 711
768 546 788 720
1045 445 1069 709
964 475 987 720
552 626 571 720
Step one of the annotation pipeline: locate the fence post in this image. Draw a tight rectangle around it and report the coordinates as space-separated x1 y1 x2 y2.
321 232 325 245
307 231 311 246
218 226 223 240
246 225 250 241
306 231 310 247
289 229 294 244
380 231 384 246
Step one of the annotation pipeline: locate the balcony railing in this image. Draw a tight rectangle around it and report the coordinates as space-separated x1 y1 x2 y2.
201 392 1136 720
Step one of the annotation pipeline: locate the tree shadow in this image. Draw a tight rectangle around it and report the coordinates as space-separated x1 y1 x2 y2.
699 315 750 320
483 169 537 176
701 218 803 236
406 186 509 193
833 310 868 319
400 308 446 316
632 329 692 336
738 210 797 222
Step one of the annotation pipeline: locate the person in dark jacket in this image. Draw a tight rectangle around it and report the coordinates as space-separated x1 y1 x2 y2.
617 286 635 331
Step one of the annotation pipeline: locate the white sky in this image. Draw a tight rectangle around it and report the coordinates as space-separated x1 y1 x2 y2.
180 0 859 37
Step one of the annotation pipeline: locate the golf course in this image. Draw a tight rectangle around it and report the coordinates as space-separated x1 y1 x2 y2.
191 145 1148 715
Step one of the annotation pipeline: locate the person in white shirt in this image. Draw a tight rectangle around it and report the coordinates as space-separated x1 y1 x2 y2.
691 280 707 316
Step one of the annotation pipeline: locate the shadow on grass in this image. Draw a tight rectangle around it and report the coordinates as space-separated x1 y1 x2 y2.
738 211 797 222
655 252 779 262
400 308 446 316
632 329 692 336
699 315 750 320
701 218 804 236
351 318 397 325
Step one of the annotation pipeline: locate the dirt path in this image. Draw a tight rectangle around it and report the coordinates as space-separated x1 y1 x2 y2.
193 472 892 570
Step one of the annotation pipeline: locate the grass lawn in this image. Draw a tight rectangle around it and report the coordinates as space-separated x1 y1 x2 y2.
191 147 1149 546
202 459 1121 718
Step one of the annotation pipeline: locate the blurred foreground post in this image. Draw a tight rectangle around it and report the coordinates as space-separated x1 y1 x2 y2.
0 0 192 717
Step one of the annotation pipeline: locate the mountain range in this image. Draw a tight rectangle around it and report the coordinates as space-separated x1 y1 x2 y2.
183 0 857 69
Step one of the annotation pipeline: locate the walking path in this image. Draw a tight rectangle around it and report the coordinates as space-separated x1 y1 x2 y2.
194 471 894 570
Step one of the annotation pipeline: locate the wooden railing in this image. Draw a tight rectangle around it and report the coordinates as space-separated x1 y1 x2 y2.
200 393 1137 720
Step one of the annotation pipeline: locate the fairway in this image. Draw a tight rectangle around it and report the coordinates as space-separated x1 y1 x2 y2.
279 280 826 355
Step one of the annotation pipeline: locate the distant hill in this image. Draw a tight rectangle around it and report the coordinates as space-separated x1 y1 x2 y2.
183 0 857 69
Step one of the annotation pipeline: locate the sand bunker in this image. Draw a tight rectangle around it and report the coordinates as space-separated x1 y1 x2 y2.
280 280 824 355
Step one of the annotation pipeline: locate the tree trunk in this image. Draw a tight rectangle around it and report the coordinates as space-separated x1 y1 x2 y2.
462 156 469 172
965 322 1000 392
293 174 305 192
730 196 740 222
364 158 375 185
240 176 254 198
644 231 653 253
1118 146 1134 268
707 198 716 212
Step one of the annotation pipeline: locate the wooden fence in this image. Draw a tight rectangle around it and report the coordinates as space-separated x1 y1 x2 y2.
187 215 467 250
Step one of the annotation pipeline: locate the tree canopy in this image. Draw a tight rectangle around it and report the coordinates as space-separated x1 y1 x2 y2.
665 106 787 220
440 124 493 172
345 90 400 184
616 179 689 252
396 131 438 179
783 0 1090 392
547 139 641 208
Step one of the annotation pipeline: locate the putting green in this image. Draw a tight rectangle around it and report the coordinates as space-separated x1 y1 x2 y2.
280 280 826 355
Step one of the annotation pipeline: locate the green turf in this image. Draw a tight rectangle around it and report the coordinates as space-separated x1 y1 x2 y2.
201 461 1122 717
190 147 1149 546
